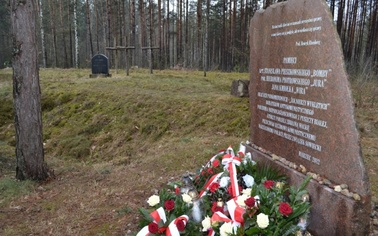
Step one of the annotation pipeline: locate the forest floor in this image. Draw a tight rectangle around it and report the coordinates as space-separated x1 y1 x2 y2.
0 68 377 235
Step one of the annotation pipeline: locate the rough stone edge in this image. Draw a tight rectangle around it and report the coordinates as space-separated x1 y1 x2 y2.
245 144 372 236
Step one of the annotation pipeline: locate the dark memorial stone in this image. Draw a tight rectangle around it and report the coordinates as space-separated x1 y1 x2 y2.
90 54 111 77
247 0 371 235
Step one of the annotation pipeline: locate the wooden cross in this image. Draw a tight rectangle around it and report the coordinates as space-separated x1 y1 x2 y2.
106 46 136 75
141 46 160 74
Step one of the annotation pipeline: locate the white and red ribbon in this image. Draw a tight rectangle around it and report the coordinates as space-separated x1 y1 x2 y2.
211 211 241 231
203 150 226 169
199 172 223 198
221 147 242 198
136 207 167 236
227 198 245 225
166 215 189 236
206 199 245 235
150 207 167 223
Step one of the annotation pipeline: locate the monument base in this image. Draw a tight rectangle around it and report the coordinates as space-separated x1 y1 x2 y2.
89 73 112 78
245 145 372 236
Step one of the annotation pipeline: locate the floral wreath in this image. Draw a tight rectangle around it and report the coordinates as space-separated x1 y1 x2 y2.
136 143 311 236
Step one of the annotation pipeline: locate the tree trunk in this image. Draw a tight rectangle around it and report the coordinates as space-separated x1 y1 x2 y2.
204 0 209 76
86 0 94 60
177 0 182 63
37 0 47 68
139 0 146 67
68 0 73 67
365 0 378 61
158 0 162 69
148 0 153 73
59 0 69 68
264 0 271 9
130 0 136 65
48 0 58 67
74 0 79 68
167 0 170 67
10 0 50 181
197 0 202 68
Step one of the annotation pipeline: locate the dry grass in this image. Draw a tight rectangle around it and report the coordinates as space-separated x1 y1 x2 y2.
0 68 377 235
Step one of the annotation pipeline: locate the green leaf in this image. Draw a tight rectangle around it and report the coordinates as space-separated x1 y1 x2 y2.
244 227 262 235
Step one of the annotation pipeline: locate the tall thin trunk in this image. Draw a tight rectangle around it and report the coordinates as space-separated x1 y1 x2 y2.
130 0 136 65
59 0 69 68
148 0 153 73
221 0 226 71
240 0 246 71
365 0 378 60
197 0 202 68
177 0 182 63
167 0 170 67
11 0 49 181
74 0 79 68
37 0 46 68
336 0 344 35
48 0 58 67
231 0 236 69
330 0 336 18
355 0 367 62
184 0 188 67
68 1 73 67
264 0 271 9
106 0 112 48
139 0 146 66
204 0 209 76
158 0 162 69
86 0 94 60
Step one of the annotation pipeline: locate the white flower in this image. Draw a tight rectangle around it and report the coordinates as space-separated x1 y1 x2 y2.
147 195 160 207
219 221 234 236
256 213 269 229
201 216 212 231
236 194 248 207
219 177 230 188
182 193 193 204
243 152 256 165
241 188 252 197
242 174 255 188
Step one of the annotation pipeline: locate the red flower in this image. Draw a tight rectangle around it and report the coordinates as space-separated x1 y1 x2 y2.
264 180 275 189
176 219 186 231
279 202 293 216
245 197 256 208
207 168 214 175
211 201 224 213
175 187 180 195
164 199 175 211
212 159 220 167
209 182 220 193
158 226 167 233
148 222 159 234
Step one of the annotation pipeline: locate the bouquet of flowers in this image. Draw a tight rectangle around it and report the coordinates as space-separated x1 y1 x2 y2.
136 143 311 236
